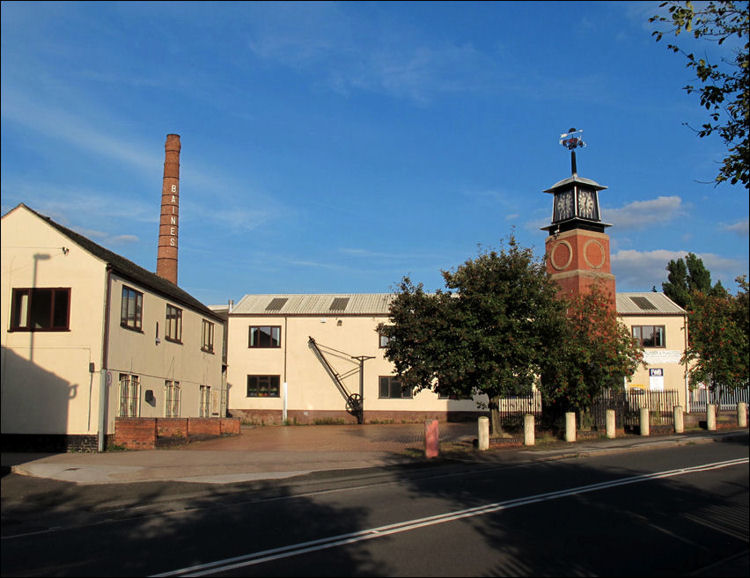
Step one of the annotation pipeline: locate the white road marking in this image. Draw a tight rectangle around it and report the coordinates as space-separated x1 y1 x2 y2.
152 457 748 577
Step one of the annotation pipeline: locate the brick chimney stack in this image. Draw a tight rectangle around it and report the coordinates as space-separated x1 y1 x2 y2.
157 134 180 284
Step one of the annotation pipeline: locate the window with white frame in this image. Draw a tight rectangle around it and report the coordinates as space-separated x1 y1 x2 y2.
118 373 140 417
165 380 180 417
200 385 211 417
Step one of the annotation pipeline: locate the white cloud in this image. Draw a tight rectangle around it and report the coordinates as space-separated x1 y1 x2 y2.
612 248 747 292
722 219 749 236
605 196 684 230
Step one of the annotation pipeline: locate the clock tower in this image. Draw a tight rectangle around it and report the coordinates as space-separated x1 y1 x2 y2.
541 129 616 307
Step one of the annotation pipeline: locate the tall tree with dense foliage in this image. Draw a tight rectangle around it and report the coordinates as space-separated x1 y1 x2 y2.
683 275 750 406
650 1 749 187
380 237 565 435
539 284 644 423
662 252 726 309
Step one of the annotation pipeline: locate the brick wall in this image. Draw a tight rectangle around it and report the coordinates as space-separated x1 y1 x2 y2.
115 418 157 450
220 418 241 434
187 418 221 436
114 417 241 450
157 418 189 439
229 408 483 426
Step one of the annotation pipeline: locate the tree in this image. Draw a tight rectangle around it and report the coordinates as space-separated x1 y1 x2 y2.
380 237 565 435
683 275 749 405
662 252 725 309
650 1 749 186
538 284 644 424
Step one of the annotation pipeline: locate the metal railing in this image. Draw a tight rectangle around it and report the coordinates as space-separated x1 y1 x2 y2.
592 390 680 429
689 387 750 413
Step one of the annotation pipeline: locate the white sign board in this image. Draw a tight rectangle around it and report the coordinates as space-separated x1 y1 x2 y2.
649 368 664 391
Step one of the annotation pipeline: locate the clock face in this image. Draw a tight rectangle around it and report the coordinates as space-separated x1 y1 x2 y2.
555 191 573 221
578 190 596 219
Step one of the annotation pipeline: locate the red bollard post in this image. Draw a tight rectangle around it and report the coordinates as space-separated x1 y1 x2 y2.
425 418 439 458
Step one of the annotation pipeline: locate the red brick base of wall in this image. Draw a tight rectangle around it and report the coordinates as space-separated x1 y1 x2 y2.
229 409 485 426
114 417 241 450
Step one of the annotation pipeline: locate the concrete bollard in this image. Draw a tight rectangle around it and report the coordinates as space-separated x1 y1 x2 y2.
565 412 576 443
524 414 535 446
707 403 716 431
738 402 747 428
674 405 684 434
640 408 650 436
478 416 490 451
606 409 616 439
425 419 439 458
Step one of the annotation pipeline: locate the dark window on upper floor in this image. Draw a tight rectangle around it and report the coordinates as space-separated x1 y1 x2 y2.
121 286 143 331
249 326 281 348
10 288 70 331
166 304 183 343
632 325 665 348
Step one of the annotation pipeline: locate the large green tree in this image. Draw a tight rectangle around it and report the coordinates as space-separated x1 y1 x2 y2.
683 275 749 405
539 285 644 423
662 252 726 309
380 237 564 435
650 1 749 186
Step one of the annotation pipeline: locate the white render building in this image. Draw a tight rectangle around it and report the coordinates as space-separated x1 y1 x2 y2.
1 204 226 451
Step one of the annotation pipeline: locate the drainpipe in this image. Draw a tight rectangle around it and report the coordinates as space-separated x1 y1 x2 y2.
684 311 690 414
98 266 112 452
283 317 288 422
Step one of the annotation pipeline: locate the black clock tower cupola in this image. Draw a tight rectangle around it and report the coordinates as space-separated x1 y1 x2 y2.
541 128 611 236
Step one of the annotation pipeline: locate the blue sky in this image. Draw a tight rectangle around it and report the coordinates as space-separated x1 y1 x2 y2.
2 1 748 306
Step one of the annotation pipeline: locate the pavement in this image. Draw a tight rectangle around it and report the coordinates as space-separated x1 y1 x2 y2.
2 422 748 486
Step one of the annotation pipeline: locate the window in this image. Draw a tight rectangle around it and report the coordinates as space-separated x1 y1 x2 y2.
166 304 182 343
121 286 143 331
632 325 665 348
10 288 70 331
200 385 211 417
201 319 215 353
249 326 281 348
165 380 180 417
379 376 412 399
379 327 392 348
119 374 140 417
247 375 280 397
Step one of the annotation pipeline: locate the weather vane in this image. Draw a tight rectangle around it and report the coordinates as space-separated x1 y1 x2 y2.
559 128 586 176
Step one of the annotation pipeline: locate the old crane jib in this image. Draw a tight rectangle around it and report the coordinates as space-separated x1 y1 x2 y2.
307 336 373 424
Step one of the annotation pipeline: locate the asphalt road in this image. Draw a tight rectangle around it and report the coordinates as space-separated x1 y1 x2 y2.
2 438 748 576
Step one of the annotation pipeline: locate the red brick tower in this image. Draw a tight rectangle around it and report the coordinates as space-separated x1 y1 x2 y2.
157 134 180 284
541 129 615 307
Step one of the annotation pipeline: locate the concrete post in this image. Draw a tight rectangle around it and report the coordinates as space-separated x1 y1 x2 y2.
707 403 716 431
478 416 490 451
565 412 576 443
425 419 439 458
737 402 747 428
605 409 616 439
639 408 650 436
524 414 535 446
673 405 684 434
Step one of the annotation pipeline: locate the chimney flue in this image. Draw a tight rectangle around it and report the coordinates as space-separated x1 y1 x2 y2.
157 134 180 284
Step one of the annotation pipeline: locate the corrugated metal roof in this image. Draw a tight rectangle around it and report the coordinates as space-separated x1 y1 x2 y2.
616 292 686 315
232 292 686 317
231 294 395 316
